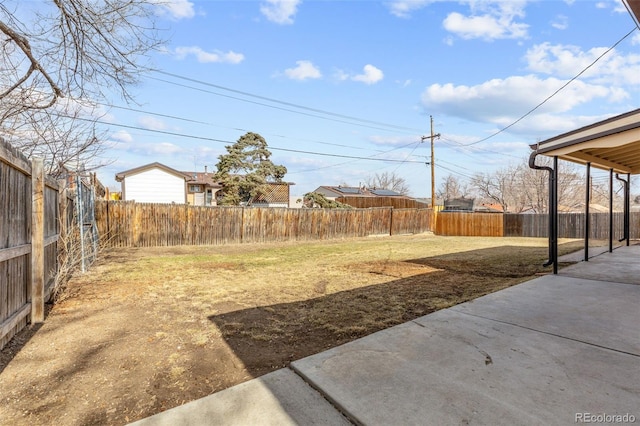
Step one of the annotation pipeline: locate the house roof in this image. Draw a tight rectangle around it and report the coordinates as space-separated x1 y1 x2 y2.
182 171 223 188
475 203 504 213
115 162 191 182
623 0 640 29
529 108 640 174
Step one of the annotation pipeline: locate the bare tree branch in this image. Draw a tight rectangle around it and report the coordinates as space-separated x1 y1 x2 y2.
1 0 163 175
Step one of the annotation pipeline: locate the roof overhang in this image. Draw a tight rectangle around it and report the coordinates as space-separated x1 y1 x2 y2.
622 0 640 29
115 162 191 182
530 108 640 174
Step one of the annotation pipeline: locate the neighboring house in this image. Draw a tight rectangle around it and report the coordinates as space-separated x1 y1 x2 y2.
313 185 405 199
312 185 427 209
474 202 504 213
182 167 223 206
115 162 190 204
116 162 294 207
443 197 475 212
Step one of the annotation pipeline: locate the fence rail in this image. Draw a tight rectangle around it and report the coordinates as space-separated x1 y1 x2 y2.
435 212 504 237
436 211 638 239
503 212 637 239
0 139 61 350
96 202 639 248
336 196 428 209
96 201 434 247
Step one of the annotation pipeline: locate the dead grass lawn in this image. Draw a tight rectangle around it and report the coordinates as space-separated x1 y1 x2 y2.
0 234 587 425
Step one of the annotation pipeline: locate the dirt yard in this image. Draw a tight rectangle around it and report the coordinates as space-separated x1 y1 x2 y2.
0 234 585 425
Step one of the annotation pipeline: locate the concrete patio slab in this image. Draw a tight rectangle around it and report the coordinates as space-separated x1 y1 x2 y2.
128 369 350 426
291 310 639 425
448 274 640 356
558 244 640 285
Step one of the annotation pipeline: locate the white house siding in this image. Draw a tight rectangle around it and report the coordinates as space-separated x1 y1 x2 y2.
124 168 185 203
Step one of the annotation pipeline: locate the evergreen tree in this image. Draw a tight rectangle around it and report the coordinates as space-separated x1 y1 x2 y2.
214 132 287 206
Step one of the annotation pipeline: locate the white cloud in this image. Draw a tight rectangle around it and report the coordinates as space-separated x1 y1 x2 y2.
152 0 195 20
551 14 569 30
440 1 529 41
174 46 244 64
525 43 640 86
443 11 528 40
421 75 614 128
284 60 322 80
333 69 350 82
111 130 133 143
138 116 167 131
260 0 301 25
387 0 432 18
147 142 183 155
388 0 530 40
352 64 384 85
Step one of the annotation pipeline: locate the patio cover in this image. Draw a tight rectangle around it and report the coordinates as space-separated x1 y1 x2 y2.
529 109 640 273
530 108 640 174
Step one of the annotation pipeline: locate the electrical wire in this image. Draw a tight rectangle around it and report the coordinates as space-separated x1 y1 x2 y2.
104 103 402 153
52 112 426 165
461 27 638 147
152 70 424 133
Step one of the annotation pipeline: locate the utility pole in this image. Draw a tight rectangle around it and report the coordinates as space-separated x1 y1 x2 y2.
422 115 440 209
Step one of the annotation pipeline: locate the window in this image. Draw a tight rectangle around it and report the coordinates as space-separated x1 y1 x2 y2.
189 185 202 193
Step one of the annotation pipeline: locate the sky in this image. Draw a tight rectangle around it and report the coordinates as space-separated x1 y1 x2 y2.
95 0 640 198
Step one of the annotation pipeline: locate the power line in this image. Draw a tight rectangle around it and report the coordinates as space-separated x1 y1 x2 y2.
151 71 424 134
106 101 526 167
104 103 398 153
53 112 426 165
439 137 522 159
461 27 638 147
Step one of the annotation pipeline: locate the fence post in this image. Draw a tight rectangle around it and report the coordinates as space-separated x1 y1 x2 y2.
31 158 45 323
76 175 86 272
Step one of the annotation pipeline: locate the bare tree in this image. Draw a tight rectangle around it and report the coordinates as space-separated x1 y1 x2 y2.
471 167 520 213
3 101 112 177
470 157 624 213
437 174 471 200
0 0 163 173
365 171 410 195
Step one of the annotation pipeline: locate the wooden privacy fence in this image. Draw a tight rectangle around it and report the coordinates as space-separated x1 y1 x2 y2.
434 211 638 239
95 201 434 247
504 212 638 239
435 212 504 237
1 139 60 350
336 196 428 209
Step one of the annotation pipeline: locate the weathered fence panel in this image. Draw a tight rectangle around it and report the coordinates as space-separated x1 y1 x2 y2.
1 138 63 349
336 196 428 209
391 208 433 235
504 213 635 239
96 202 433 247
0 140 31 350
435 212 503 237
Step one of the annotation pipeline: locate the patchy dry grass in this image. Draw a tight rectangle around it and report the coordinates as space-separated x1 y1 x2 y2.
0 234 588 425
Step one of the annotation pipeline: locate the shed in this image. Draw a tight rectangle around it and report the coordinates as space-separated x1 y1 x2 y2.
115 162 190 204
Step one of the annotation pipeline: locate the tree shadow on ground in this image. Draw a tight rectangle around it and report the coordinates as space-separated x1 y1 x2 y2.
207 243 579 381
